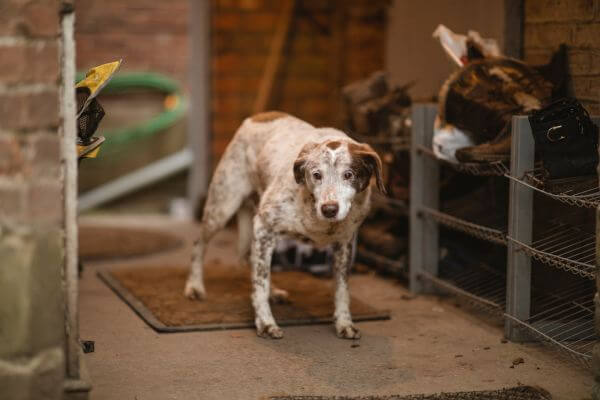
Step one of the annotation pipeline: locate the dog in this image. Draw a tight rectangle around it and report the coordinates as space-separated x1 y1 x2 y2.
185 111 385 339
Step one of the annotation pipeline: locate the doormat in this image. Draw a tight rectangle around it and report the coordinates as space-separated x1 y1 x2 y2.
79 226 183 262
269 385 551 399
98 261 390 333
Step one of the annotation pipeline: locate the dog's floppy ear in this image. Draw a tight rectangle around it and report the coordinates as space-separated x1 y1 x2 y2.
293 142 318 184
349 142 386 193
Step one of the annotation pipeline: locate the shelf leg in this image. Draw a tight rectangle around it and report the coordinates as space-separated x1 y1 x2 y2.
505 116 534 341
410 104 439 293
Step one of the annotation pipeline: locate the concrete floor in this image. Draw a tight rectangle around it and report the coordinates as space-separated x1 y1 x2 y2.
79 215 593 400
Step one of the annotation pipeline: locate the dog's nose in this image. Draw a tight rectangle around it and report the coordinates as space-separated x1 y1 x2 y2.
321 202 339 218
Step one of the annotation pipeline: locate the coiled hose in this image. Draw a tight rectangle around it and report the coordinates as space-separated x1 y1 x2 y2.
75 71 187 152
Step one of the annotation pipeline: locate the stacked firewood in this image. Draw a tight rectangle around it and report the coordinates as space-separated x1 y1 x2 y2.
341 71 412 275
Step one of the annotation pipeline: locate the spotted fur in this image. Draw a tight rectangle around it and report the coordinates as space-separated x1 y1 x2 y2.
185 112 385 339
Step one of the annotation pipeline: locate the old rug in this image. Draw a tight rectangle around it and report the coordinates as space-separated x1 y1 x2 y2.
98 261 389 332
80 225 183 262
269 386 551 399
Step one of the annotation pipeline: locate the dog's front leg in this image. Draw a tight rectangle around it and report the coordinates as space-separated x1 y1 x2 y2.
250 216 283 339
332 240 360 339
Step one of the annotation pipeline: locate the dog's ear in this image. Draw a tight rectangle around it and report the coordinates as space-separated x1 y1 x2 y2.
293 142 318 184
349 142 386 194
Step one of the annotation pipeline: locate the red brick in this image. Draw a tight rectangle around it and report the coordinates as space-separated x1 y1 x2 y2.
213 32 271 54
0 90 59 131
76 32 188 84
525 0 594 23
27 132 60 178
285 56 329 78
524 22 573 48
571 76 600 101
212 13 241 31
568 49 600 75
0 134 24 176
0 0 60 37
26 0 60 37
75 0 188 35
214 76 261 95
27 180 62 224
572 22 600 48
0 42 59 85
213 55 266 77
0 181 24 223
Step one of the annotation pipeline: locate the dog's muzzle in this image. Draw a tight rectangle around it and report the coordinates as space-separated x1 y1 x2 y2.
321 202 339 219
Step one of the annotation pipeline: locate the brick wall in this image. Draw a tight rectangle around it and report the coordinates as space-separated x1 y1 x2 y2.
523 0 600 114
73 0 389 199
75 0 189 85
0 0 63 231
211 0 389 160
0 0 66 399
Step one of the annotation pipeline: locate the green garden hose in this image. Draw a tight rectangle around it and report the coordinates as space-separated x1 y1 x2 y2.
75 71 187 151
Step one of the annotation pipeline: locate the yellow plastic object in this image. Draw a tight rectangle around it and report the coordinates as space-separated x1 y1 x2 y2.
76 60 122 118
77 137 105 160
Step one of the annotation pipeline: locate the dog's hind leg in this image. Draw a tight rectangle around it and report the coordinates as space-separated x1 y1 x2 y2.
236 197 255 266
185 140 253 300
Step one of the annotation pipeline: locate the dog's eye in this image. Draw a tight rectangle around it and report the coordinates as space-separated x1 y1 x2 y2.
312 171 322 180
343 170 354 180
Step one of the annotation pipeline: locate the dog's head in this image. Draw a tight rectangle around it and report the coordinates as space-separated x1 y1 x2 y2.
293 138 385 222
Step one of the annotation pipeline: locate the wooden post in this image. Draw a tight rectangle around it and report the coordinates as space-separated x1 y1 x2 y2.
187 0 211 218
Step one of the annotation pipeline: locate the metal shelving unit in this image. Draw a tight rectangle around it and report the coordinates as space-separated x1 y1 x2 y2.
420 206 507 245
506 169 600 209
417 145 509 176
507 219 595 280
505 279 596 369
418 262 506 316
410 103 599 369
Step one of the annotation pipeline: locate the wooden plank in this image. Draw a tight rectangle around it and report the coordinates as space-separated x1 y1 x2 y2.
252 0 295 114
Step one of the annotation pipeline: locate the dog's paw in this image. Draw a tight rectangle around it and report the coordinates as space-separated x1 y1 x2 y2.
336 323 361 340
256 324 284 339
184 279 206 301
269 287 290 304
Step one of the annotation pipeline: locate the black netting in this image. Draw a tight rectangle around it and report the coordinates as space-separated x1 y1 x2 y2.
76 87 105 145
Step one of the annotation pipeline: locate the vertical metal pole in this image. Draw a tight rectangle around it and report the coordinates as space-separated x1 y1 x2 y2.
60 9 79 379
187 0 211 218
409 104 439 293
505 116 534 341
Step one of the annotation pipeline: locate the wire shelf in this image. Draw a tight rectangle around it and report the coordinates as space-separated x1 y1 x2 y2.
417 145 509 176
505 279 596 369
506 168 600 208
420 206 507 245
419 268 505 316
421 259 596 368
508 220 596 280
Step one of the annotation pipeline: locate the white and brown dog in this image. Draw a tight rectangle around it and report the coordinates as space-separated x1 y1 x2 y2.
185 111 385 339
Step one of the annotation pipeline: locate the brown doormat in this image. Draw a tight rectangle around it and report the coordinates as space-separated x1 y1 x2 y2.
269 385 551 399
98 261 390 333
79 226 183 262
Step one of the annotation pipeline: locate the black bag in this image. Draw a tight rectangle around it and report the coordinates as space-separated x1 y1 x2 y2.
528 98 598 179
